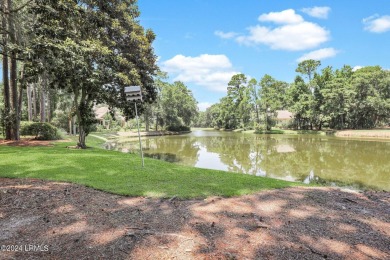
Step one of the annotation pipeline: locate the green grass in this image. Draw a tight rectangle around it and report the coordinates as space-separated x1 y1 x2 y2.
0 136 301 199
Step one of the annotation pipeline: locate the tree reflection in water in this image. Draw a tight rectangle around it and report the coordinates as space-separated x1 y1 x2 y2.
105 131 390 191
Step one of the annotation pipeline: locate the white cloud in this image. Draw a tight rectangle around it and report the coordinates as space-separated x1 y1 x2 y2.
258 9 303 24
162 54 239 92
230 9 330 51
301 7 331 19
198 102 213 112
363 15 390 33
352 66 363 72
214 30 238 39
236 22 329 51
297 48 339 62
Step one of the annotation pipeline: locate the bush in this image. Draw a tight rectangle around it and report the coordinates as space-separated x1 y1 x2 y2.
166 125 190 132
96 124 105 132
20 122 62 140
277 121 290 130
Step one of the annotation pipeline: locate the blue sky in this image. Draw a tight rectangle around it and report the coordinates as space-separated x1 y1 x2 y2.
138 0 390 111
1 1 389 111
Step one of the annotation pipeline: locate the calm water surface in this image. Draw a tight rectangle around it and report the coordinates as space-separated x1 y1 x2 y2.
105 130 390 191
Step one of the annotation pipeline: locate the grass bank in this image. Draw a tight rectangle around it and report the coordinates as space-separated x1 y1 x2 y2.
240 129 327 135
0 136 301 199
251 128 390 139
334 129 390 139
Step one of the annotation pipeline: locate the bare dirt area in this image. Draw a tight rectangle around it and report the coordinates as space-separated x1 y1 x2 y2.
0 138 56 147
1 178 389 259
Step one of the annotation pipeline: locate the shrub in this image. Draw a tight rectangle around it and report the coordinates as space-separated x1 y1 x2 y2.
96 124 105 132
166 125 190 132
277 121 291 130
20 122 62 140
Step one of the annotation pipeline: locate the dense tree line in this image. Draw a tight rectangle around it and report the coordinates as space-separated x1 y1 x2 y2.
1 0 158 147
195 61 390 130
143 73 198 132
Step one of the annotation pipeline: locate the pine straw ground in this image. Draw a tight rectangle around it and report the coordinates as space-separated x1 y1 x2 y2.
0 178 389 260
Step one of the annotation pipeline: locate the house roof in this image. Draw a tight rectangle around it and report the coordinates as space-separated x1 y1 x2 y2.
94 106 126 122
276 110 293 120
95 107 109 120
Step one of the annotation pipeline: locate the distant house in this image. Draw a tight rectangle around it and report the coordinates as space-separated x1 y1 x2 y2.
276 110 293 121
95 107 109 126
275 110 294 129
94 106 126 128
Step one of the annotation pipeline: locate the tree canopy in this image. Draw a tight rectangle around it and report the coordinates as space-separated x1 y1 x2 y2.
1 0 158 147
196 63 390 131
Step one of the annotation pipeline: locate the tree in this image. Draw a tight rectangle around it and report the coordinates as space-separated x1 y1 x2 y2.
227 73 252 128
159 81 198 130
296 59 321 82
312 66 334 130
1 0 17 139
321 66 355 129
204 103 225 129
259 74 287 130
28 0 158 148
51 90 76 134
193 111 207 128
350 66 389 128
248 78 260 125
0 83 4 135
218 96 238 129
287 76 311 129
0 0 39 140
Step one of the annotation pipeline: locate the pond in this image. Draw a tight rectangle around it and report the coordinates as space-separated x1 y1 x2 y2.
104 130 390 191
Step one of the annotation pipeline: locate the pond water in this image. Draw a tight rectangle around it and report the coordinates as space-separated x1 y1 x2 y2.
104 130 390 191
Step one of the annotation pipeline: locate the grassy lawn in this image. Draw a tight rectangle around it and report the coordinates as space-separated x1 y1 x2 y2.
0 136 301 199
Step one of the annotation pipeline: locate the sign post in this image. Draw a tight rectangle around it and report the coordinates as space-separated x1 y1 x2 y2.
125 86 144 167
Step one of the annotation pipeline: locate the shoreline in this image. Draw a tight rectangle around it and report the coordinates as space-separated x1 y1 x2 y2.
333 129 390 139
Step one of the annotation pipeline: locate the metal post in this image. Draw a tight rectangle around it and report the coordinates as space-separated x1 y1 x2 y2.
134 103 144 167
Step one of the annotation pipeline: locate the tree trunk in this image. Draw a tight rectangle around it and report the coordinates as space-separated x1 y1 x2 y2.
75 90 89 148
78 127 87 148
47 89 51 122
76 109 87 148
18 67 24 122
68 117 72 135
8 0 19 140
40 78 46 122
2 0 12 140
72 116 76 135
27 84 33 121
155 114 159 131
32 85 37 120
